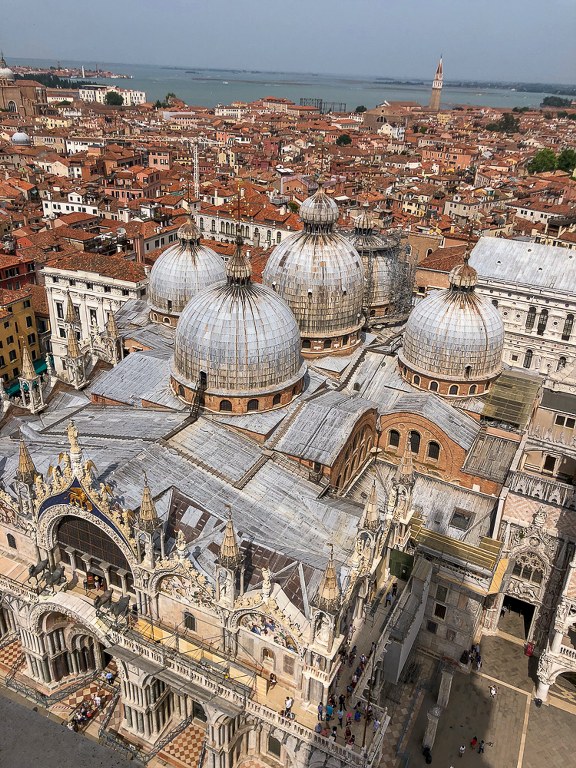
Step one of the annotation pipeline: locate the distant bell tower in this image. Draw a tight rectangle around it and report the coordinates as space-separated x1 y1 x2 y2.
430 56 443 112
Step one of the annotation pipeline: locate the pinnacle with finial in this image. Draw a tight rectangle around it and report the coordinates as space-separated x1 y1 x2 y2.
106 311 119 340
65 292 76 325
360 480 380 532
17 433 36 485
20 341 36 380
66 324 81 359
315 544 340 613
219 505 242 569
139 474 159 532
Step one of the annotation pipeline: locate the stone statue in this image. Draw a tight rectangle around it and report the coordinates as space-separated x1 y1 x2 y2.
67 421 80 454
262 567 272 601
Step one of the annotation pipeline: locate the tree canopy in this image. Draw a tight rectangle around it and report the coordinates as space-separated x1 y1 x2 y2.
354 105 366 113
527 148 558 173
557 148 576 173
104 91 124 106
336 133 352 146
486 113 520 133
541 96 572 108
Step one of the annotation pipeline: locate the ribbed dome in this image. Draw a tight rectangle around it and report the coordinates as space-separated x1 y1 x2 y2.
172 243 305 397
11 130 31 146
399 262 504 382
263 188 364 341
346 209 412 317
148 217 226 317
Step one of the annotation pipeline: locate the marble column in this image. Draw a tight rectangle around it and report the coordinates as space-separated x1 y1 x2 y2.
423 705 443 749
437 668 453 709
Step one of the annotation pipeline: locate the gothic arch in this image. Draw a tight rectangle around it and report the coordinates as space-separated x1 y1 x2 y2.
29 597 109 645
231 607 304 656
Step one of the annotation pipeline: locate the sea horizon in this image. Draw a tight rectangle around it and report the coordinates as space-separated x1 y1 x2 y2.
9 56 575 110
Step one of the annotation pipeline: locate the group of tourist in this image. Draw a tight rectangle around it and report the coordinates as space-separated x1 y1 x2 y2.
66 692 104 731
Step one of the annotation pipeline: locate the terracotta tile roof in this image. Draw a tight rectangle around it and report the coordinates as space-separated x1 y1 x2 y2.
419 245 468 271
45 253 147 283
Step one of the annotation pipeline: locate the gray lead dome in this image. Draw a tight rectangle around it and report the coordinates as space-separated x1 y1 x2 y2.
263 187 365 340
172 244 305 397
148 218 226 317
400 259 504 382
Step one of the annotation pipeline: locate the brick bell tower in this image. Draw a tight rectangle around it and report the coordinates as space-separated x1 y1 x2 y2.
430 56 443 112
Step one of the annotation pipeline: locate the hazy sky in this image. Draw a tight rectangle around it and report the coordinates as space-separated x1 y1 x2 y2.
3 0 575 83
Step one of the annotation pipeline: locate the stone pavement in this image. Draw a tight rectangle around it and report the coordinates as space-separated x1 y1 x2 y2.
398 634 576 768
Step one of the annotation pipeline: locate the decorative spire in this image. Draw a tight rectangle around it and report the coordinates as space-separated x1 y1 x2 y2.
16 433 36 485
360 480 380 532
219 505 242 569
106 311 119 340
226 235 251 286
20 341 36 380
315 545 340 613
396 435 415 483
139 474 159 532
65 292 76 325
66 324 81 358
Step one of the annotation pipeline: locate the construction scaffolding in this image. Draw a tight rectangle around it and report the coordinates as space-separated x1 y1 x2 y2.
299 98 347 114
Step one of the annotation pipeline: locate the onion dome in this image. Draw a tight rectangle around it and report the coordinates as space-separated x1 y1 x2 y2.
11 129 31 147
346 204 413 326
399 253 504 395
171 236 306 413
148 217 226 323
263 185 365 356
0 55 15 82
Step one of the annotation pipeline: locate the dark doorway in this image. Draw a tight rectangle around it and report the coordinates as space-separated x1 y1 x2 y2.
501 595 535 640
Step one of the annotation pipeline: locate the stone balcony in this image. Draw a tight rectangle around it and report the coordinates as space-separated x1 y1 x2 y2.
507 470 576 509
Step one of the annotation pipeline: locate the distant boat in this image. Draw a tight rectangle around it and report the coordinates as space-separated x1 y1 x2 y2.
222 81 229 84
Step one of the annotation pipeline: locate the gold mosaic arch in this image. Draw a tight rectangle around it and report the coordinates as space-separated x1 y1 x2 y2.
37 502 138 570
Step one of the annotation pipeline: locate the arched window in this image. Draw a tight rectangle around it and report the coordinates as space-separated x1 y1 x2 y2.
562 314 574 341
272 393 281 406
558 357 567 371
7 101 17 113
178 384 185 397
302 339 311 349
342 335 349 346
276 232 281 243
427 441 440 460
247 398 259 411
219 399 232 412
525 306 536 331
388 429 400 448
429 381 439 392
408 430 421 454
323 339 331 349
413 374 421 387
6 533 16 549
199 217 204 230
469 384 477 395
449 384 459 395
537 309 548 336
464 365 472 379
523 349 533 369
266 230 271 241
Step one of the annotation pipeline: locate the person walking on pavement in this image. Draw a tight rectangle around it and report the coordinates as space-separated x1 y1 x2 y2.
317 702 324 721
337 709 344 727
459 744 466 758
478 739 485 753
285 696 293 715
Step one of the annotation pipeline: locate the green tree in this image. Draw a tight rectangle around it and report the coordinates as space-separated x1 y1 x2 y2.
105 91 124 106
527 148 557 173
541 96 571 108
287 201 299 213
336 133 352 146
557 148 576 173
486 112 520 133
355 105 366 113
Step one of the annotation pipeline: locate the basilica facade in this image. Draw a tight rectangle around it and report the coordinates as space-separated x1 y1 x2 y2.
1 187 575 765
